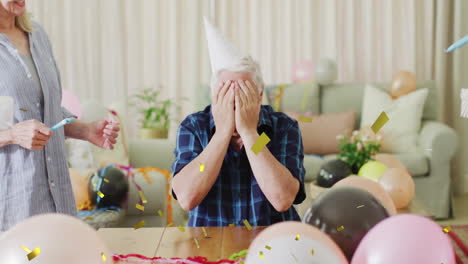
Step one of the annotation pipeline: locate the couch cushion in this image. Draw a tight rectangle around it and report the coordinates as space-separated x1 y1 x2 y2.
320 80 438 127
265 82 320 113
303 154 326 182
323 153 429 177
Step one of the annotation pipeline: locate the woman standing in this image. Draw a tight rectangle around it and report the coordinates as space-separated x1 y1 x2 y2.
0 0 120 231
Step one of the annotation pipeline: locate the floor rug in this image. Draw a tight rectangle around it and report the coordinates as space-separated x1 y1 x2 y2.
449 225 468 264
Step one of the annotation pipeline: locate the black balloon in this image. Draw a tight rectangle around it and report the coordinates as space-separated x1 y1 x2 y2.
303 186 389 260
317 159 352 188
89 166 129 208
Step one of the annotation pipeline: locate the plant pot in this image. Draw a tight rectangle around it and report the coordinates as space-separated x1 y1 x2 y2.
139 128 168 139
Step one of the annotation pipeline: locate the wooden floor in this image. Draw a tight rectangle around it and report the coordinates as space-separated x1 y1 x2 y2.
98 226 267 261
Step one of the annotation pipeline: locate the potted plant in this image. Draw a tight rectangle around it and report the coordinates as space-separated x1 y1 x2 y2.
130 88 175 139
337 130 382 174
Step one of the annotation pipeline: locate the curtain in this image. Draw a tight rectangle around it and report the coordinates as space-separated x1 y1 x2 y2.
27 0 468 193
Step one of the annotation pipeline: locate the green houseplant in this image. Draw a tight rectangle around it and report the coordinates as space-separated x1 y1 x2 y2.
337 130 382 174
130 88 175 139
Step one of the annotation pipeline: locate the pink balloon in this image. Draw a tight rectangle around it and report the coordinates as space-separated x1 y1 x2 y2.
379 168 415 209
62 89 82 119
352 214 455 264
374 154 407 171
334 176 397 215
292 60 314 82
0 214 111 264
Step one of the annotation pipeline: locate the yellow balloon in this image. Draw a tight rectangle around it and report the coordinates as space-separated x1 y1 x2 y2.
358 161 388 182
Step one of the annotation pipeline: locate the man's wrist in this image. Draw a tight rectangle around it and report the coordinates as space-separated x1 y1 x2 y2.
213 130 232 142
240 129 259 145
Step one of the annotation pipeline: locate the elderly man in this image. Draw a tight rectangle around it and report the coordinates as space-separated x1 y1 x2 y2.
171 18 305 227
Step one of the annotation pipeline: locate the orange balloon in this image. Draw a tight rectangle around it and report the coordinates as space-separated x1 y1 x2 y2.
69 168 90 207
374 154 407 171
334 176 397 215
378 168 415 209
390 71 417 99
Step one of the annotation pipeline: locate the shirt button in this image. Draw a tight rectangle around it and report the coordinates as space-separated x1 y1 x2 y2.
47 157 52 162
36 103 40 107
27 74 32 79
50 181 55 187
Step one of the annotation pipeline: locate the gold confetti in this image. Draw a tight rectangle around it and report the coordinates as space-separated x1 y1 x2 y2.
194 238 200 249
265 245 271 250
178 225 186 232
158 209 164 217
295 234 300 241
138 190 148 204
243 219 252 231
134 220 145 230
135 203 145 211
311 249 315 255
101 252 107 262
356 205 365 208
297 116 313 123
27 247 41 261
371 112 389 134
337 225 344 231
251 132 271 155
199 163 205 172
19 108 28 112
167 222 174 227
229 223 235 227
97 191 105 199
21 246 32 253
202 227 208 237
239 262 244 264
85 216 94 220
259 251 264 259
103 178 109 183
443 226 452 233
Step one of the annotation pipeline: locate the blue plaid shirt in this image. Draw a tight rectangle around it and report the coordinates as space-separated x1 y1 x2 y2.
172 105 306 227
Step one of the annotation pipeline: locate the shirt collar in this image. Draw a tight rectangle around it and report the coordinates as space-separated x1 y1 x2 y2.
208 105 273 135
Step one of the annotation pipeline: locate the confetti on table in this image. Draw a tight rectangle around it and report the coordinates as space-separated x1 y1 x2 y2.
138 190 148 204
297 116 313 123
202 227 208 237
443 226 452 233
194 238 200 249
229 223 235 227
97 191 105 199
265 245 271 250
199 163 205 172
243 219 252 231
178 225 186 232
158 209 164 217
134 220 145 230
84 216 94 220
259 251 264 259
371 112 389 134
101 252 107 262
135 203 145 211
103 178 109 183
356 205 365 208
311 249 315 255
337 225 344 231
22 246 41 261
19 108 28 112
295 234 300 241
251 132 271 155
167 223 174 227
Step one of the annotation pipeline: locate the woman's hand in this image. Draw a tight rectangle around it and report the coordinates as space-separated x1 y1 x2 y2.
10 120 53 150
86 119 120 150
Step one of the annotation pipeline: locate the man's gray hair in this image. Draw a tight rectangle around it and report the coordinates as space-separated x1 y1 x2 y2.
210 56 265 93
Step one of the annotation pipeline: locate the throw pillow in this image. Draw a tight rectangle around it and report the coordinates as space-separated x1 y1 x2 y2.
360 85 428 153
286 111 356 155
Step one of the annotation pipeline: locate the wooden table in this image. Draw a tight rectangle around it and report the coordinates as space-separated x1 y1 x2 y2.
98 226 266 262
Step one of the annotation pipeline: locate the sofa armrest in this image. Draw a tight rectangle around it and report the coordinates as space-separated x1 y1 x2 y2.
129 139 176 171
418 121 458 162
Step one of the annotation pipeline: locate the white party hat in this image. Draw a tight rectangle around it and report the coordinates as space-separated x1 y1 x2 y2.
204 17 245 73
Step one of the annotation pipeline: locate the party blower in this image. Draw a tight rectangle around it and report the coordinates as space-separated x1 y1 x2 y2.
448 35 468 118
50 117 76 131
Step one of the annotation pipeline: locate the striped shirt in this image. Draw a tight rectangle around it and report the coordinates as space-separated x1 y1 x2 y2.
172 105 306 227
0 22 77 231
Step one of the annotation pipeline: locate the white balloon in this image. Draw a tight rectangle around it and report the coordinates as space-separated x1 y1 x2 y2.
81 99 108 122
246 235 346 264
314 58 338 85
0 214 112 264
